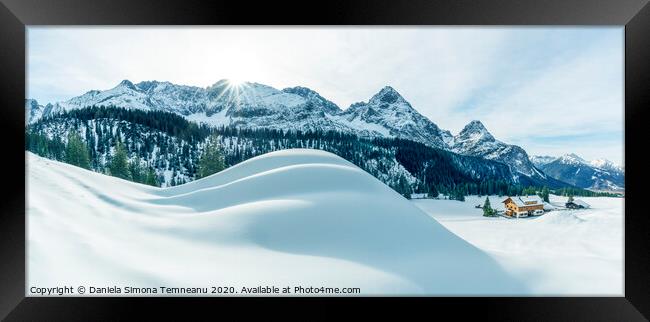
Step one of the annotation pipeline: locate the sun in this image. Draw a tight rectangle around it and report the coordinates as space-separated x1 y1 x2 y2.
227 78 245 87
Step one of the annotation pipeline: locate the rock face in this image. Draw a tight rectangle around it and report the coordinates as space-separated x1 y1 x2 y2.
25 99 43 125
337 86 453 149
450 120 546 182
534 154 625 192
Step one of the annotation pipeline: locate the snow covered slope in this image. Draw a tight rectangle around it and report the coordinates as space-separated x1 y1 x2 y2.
27 149 526 295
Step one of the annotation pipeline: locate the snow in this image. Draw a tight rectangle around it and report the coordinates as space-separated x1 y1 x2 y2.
413 194 623 295
558 153 588 166
590 158 623 172
185 109 231 127
530 155 557 167
27 149 527 296
334 113 391 137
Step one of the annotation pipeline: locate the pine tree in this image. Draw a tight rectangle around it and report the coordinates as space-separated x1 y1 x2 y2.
144 167 159 187
483 196 495 217
540 186 550 203
109 141 131 180
64 132 91 169
196 135 226 179
129 157 143 183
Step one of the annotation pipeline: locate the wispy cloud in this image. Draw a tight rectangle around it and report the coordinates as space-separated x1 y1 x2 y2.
27 27 624 164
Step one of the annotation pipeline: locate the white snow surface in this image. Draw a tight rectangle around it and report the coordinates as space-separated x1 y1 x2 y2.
413 195 623 295
27 149 527 296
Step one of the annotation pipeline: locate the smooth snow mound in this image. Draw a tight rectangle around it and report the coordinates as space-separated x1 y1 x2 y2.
27 149 526 295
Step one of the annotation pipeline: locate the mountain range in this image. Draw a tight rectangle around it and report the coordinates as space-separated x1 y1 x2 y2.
531 154 624 192
26 79 622 190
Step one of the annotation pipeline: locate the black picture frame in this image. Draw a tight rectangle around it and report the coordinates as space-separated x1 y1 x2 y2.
1 0 648 320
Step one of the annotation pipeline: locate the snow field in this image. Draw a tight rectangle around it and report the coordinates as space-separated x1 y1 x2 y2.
28 149 527 295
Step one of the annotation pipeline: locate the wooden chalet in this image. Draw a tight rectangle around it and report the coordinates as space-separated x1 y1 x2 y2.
502 196 545 218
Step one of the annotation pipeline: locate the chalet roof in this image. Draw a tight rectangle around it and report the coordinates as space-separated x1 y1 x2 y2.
569 199 591 208
502 195 543 207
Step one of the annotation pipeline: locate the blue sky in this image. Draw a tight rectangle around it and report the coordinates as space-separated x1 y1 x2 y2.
27 27 624 164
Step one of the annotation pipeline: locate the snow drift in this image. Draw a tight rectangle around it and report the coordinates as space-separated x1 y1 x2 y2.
27 149 526 295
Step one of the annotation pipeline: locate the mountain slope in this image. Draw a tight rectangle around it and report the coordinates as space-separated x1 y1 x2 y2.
27 106 522 194
535 154 625 191
29 80 357 134
25 99 44 125
451 120 549 184
27 81 453 149
27 150 526 294
26 79 595 190
530 155 556 167
337 86 453 148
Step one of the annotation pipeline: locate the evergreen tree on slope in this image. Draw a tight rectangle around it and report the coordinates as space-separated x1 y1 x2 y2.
109 141 131 180
196 135 226 179
65 132 91 169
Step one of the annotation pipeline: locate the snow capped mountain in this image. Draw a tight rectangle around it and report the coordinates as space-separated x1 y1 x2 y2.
557 153 588 166
451 120 545 181
29 79 357 134
536 154 625 192
25 99 66 124
532 154 623 172
281 86 341 115
338 86 452 148
590 158 623 173
27 81 453 149
26 79 615 190
530 155 557 167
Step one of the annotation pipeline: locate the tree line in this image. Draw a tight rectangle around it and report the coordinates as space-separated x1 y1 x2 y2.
25 105 621 198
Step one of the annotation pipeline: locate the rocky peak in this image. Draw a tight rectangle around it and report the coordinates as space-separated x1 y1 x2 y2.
369 86 406 106
558 153 587 165
282 86 341 114
117 79 138 91
457 120 495 142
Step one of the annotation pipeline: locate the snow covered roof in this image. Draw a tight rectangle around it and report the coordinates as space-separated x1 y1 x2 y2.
502 195 543 207
571 199 591 208
543 202 556 210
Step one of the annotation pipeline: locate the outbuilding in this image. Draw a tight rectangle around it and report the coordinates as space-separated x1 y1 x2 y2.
566 199 590 209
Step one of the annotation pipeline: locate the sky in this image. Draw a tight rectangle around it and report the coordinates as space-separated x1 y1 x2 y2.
27 27 624 164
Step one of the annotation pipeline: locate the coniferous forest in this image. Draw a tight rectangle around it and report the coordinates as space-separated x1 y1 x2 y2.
25 106 617 199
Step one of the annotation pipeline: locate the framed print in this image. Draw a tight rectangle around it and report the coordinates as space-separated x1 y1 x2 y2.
0 0 648 320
